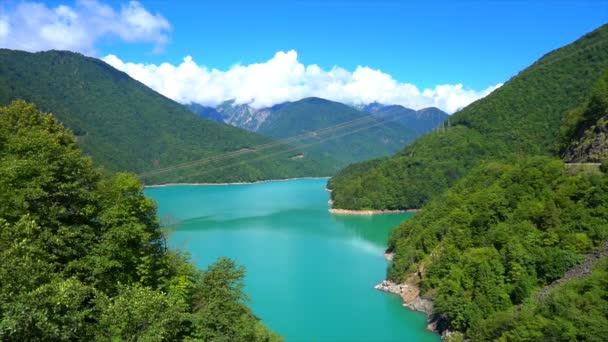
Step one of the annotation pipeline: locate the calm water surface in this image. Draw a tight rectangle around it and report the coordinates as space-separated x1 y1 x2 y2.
145 178 439 342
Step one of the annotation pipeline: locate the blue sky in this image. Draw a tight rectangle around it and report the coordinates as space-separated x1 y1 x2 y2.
103 0 607 89
0 0 606 111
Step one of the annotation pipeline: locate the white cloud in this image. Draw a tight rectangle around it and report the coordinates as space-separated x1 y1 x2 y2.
104 50 501 114
0 0 171 54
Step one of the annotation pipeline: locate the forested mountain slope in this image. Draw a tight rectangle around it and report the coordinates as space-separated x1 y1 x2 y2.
257 97 417 170
386 156 608 340
377 29 608 341
562 70 608 163
0 101 281 341
0 49 330 184
328 24 608 210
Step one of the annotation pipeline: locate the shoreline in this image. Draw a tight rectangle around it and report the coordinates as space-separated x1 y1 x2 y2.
328 208 420 215
144 176 331 188
374 255 450 339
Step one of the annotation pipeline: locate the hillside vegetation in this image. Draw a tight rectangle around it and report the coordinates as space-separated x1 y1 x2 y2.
0 101 281 341
376 25 608 341
473 256 608 341
562 70 608 163
328 25 608 210
387 156 608 339
0 49 329 184
258 97 417 171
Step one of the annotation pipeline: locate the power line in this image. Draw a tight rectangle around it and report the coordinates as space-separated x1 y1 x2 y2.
138 109 401 179
167 111 408 180
139 38 608 179
138 112 379 177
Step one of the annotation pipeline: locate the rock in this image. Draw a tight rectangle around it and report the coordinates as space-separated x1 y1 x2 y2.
563 116 608 163
374 280 433 315
375 258 443 337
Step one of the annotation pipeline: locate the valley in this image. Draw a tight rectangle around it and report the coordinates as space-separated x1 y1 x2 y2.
0 3 606 341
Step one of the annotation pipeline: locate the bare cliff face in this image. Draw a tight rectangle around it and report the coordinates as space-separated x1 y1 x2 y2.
216 101 269 131
563 115 608 163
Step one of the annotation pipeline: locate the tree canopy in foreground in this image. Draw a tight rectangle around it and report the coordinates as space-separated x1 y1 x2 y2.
0 101 282 341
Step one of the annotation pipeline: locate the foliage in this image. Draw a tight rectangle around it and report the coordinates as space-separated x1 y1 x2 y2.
471 257 608 341
386 156 608 336
258 97 417 172
0 101 282 341
329 126 499 209
329 24 608 210
561 69 608 162
0 49 330 185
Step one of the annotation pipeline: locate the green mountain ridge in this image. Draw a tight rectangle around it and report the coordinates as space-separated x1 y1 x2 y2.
257 97 418 171
365 26 608 341
328 24 608 210
190 97 440 172
0 49 330 184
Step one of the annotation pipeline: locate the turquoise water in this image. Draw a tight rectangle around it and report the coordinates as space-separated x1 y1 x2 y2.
145 179 439 342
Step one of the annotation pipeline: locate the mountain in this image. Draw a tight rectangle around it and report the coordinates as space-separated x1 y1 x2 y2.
381 35 608 340
386 155 608 339
189 97 422 171
0 49 332 184
328 24 608 210
189 100 284 132
361 103 449 135
188 102 225 122
215 100 271 131
256 97 418 170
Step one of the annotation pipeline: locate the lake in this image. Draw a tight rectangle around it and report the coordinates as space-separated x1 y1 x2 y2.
145 178 439 342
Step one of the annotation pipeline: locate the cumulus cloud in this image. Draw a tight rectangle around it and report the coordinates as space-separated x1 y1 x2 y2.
104 50 501 114
0 0 171 54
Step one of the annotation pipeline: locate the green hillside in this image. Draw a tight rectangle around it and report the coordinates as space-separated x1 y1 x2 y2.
473 255 608 341
328 24 608 210
0 49 330 184
258 97 417 171
368 26 608 341
386 156 608 339
561 70 608 163
0 101 281 341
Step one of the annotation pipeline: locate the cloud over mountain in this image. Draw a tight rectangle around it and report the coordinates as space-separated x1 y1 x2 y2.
0 0 171 54
104 51 501 113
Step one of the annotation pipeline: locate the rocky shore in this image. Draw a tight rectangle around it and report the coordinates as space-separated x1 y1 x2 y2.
374 280 433 315
374 279 453 339
375 251 453 339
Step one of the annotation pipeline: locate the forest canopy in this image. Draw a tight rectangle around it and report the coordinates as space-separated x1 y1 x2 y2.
386 156 608 339
0 101 281 341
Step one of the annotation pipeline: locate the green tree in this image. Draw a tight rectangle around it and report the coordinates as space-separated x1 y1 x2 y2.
0 101 282 341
